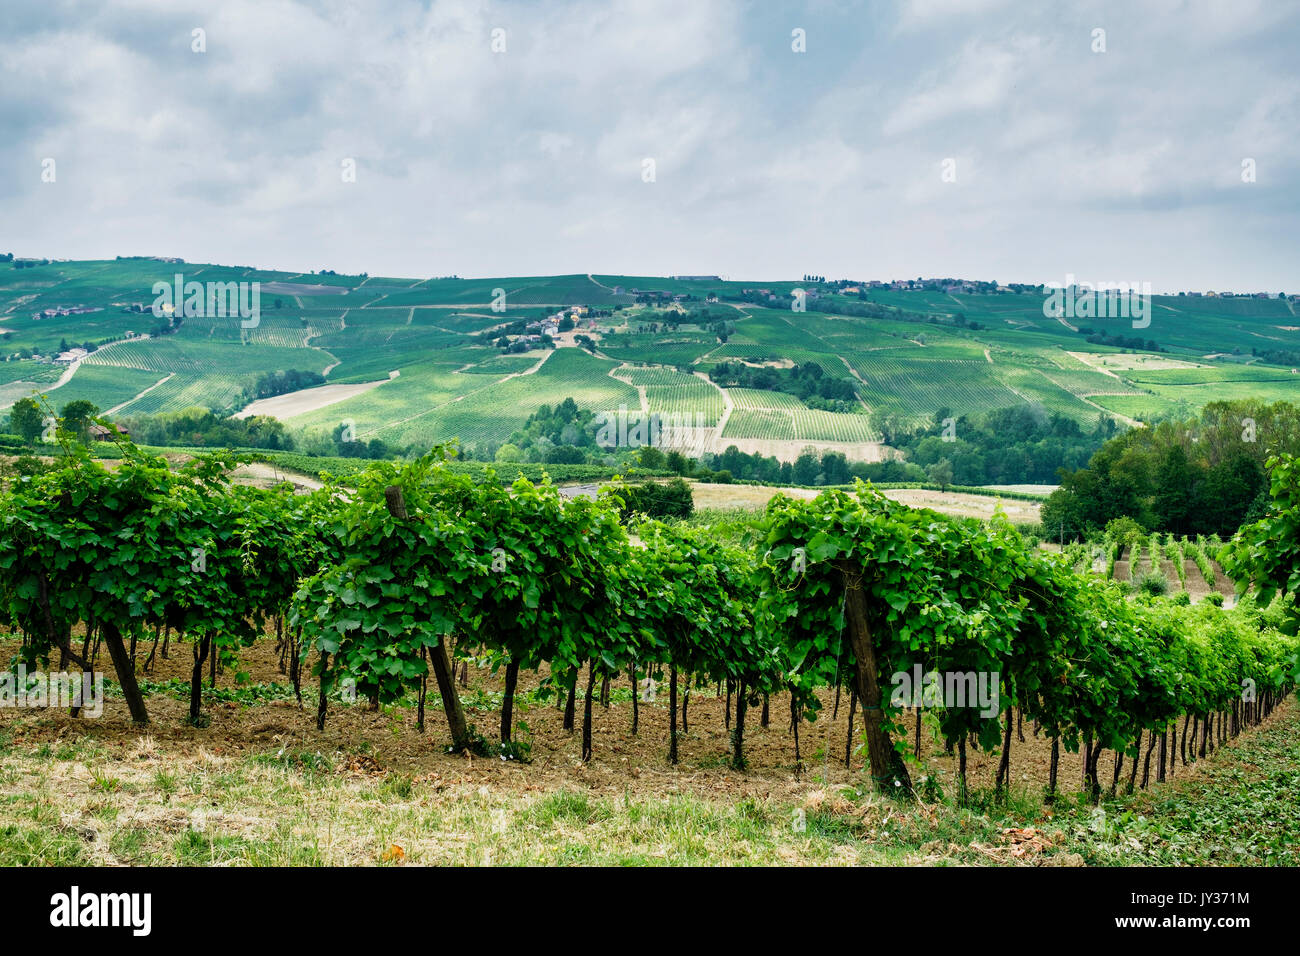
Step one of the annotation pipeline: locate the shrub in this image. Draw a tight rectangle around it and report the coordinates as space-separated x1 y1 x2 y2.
1137 572 1168 596
615 477 694 520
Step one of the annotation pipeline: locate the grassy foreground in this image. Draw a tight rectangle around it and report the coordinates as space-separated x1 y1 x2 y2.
1 698 1295 866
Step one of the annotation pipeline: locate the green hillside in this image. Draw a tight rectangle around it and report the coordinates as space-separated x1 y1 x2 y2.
3 259 1298 456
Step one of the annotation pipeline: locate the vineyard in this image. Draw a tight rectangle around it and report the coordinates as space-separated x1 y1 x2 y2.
1055 526 1241 604
5 260 1300 459
612 364 726 426
3 435 1297 837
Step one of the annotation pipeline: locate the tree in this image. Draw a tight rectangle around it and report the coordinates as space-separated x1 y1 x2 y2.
925 458 954 491
821 451 851 486
1197 451 1263 535
793 450 820 485
1152 444 1198 535
58 400 100 443
8 397 43 442
638 446 666 470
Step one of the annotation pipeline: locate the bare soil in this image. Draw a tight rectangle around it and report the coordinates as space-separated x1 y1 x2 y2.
232 379 390 420
0 631 1244 807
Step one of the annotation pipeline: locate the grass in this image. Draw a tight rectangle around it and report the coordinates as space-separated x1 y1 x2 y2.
2 696 1294 865
0 730 1026 864
1053 707 1300 865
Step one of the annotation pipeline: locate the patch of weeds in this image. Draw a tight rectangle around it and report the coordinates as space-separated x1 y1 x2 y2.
89 769 121 793
446 724 496 758
174 828 252 865
242 820 324 866
109 825 152 862
54 743 80 761
210 770 244 791
804 808 865 844
461 688 505 713
0 822 87 865
126 678 300 706
380 773 414 800
733 796 769 825
919 773 944 804
153 769 177 795
497 720 533 763
524 790 614 828
253 747 334 775
695 751 734 770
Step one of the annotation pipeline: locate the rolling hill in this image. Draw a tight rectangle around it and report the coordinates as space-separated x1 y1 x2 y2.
3 258 1298 459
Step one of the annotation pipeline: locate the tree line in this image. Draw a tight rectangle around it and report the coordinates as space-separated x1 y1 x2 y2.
1042 399 1300 539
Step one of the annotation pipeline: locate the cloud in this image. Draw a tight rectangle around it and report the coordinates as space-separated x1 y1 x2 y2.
0 0 1296 290
882 36 1044 136
895 0 1014 33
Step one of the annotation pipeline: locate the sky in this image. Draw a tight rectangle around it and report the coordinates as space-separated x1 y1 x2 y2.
2 0 1298 292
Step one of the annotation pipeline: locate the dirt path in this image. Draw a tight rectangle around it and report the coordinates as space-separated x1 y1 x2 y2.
695 369 732 446
310 310 348 376
1026 361 1143 429
47 357 87 392
497 349 553 382
105 373 174 414
1077 392 1143 429
362 355 551 438
609 365 649 413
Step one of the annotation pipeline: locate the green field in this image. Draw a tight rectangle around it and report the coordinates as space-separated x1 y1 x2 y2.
3 259 1297 452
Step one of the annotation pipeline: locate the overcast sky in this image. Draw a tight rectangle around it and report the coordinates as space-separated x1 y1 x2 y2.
3 0 1298 291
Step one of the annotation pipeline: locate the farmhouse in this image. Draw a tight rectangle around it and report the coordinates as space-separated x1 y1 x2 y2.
89 423 130 440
